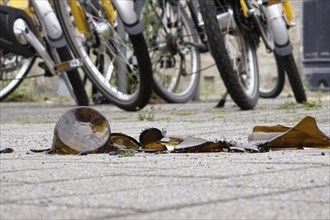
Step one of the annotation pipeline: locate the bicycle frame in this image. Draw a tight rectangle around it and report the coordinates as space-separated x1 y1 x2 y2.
70 0 144 37
0 0 80 74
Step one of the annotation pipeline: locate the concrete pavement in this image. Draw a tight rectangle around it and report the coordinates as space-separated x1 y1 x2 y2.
0 93 329 219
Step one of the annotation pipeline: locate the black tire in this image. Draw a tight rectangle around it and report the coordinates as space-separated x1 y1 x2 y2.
278 53 307 103
86 33 152 111
259 53 286 98
123 33 153 111
56 46 89 106
199 0 259 110
90 34 153 111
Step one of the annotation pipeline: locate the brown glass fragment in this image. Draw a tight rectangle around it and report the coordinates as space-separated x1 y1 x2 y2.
253 125 291 133
173 136 225 153
142 142 167 152
255 116 330 151
111 133 141 149
51 107 111 154
248 125 290 144
30 148 52 153
139 128 163 145
0 148 14 154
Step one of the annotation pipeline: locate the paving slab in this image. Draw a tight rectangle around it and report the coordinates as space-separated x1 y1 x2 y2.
0 94 330 219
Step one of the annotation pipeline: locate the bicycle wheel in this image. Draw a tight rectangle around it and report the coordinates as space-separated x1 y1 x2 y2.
55 0 152 111
143 0 201 103
259 48 285 98
199 0 259 110
279 53 307 103
56 46 89 106
0 52 35 101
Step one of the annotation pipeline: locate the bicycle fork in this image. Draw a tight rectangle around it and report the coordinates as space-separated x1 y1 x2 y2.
241 0 293 56
264 2 293 56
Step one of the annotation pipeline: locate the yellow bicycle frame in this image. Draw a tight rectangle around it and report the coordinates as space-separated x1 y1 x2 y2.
2 0 33 17
101 0 116 25
240 0 249 18
70 0 117 37
239 0 295 24
2 0 39 32
70 0 89 35
282 1 294 24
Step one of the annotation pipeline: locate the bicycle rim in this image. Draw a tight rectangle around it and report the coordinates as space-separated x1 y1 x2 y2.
0 54 35 101
225 27 259 98
258 46 285 98
144 1 200 103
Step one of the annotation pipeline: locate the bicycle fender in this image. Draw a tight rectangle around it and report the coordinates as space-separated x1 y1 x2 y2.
266 4 293 56
111 0 144 35
31 0 66 48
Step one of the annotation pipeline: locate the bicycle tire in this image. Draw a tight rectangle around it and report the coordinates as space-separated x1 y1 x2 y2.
259 53 286 98
55 1 152 111
0 54 35 101
279 53 307 103
143 0 201 103
56 46 89 106
199 0 259 110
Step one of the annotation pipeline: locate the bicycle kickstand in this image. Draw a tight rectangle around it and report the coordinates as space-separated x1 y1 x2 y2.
215 91 228 108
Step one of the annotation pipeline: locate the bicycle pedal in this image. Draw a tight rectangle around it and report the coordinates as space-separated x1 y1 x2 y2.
54 59 82 73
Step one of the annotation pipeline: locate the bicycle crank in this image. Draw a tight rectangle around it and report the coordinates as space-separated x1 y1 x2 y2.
14 19 82 75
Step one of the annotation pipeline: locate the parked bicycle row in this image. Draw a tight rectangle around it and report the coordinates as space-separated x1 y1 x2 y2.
0 0 306 111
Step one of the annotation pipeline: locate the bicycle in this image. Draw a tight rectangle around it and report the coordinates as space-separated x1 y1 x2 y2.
0 0 89 106
136 0 288 105
54 0 153 111
134 0 204 103
198 0 306 110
